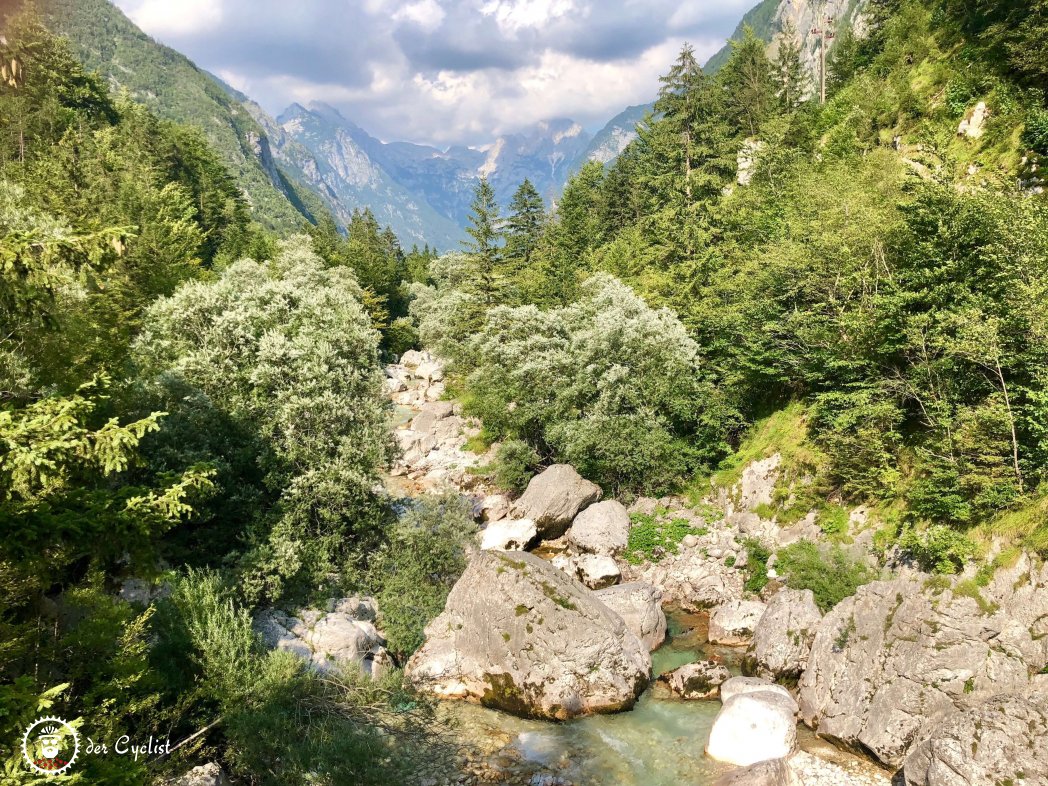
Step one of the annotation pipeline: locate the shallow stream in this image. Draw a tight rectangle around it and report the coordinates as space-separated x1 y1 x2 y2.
439 610 744 785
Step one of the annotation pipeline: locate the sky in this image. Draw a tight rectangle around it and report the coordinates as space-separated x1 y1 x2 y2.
112 0 756 147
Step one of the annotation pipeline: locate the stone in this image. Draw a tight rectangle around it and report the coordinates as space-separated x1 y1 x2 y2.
739 453 781 511
713 751 892 786
511 464 601 538
712 758 797 786
170 763 229 786
746 588 822 680
625 551 744 611
255 598 388 677
416 360 445 382
572 554 620 589
594 582 666 651
566 500 630 556
400 349 428 368
736 139 766 187
405 550 650 720
798 553 1048 768
480 494 511 522
480 518 538 551
708 600 768 646
706 689 798 767
903 693 1048 786
957 101 988 139
662 660 731 700
720 676 797 709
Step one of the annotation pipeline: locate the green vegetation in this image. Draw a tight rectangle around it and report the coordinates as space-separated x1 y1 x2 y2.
624 513 706 564
741 538 772 594
492 439 541 493
776 541 878 612
0 12 458 783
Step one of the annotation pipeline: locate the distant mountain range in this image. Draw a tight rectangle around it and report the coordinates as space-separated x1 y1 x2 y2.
31 0 860 248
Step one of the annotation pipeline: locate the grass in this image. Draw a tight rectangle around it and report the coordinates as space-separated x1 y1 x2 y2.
979 489 1048 557
623 513 706 565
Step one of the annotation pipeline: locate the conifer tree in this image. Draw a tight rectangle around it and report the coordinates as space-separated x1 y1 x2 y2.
462 177 503 303
504 178 545 269
774 20 808 111
720 26 778 136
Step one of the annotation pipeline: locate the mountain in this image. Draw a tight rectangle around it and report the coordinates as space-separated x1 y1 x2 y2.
705 0 867 76
575 103 654 166
271 102 594 247
33 0 324 232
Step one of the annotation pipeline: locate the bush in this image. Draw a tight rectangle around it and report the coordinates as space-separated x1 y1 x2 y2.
134 238 395 601
357 494 476 659
493 439 540 494
776 541 877 612
624 513 706 564
741 537 772 594
898 524 977 574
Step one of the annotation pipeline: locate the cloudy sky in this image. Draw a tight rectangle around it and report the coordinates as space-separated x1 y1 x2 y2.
112 0 755 147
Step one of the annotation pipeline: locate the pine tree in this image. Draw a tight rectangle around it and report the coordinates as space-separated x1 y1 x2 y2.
720 26 778 136
774 20 808 111
462 177 503 303
655 43 703 201
504 179 545 269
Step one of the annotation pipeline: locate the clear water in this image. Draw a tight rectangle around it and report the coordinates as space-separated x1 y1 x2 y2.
442 609 740 785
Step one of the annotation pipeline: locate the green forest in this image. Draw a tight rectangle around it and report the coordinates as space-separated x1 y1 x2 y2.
1 0 1047 783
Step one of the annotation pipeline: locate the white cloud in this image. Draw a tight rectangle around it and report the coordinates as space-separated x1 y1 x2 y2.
392 0 447 31
125 0 224 37
479 0 577 34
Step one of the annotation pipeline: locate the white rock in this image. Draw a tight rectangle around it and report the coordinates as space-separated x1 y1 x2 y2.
573 554 621 589
709 600 768 646
480 494 511 522
720 676 797 709
706 689 798 767
594 582 666 651
481 518 537 551
566 500 630 556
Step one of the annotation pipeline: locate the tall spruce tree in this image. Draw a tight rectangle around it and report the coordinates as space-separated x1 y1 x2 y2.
505 178 545 269
774 20 808 110
462 177 503 303
720 26 778 136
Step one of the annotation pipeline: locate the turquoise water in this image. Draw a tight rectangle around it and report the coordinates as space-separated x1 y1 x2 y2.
443 609 738 785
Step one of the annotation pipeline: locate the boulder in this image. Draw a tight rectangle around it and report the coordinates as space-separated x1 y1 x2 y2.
416 360 444 382
713 751 891 786
400 349 428 368
903 693 1048 786
706 689 798 767
170 763 229 786
255 598 389 677
627 551 744 611
566 500 630 556
594 582 666 651
573 554 620 589
511 464 601 538
957 101 988 139
480 518 537 551
662 660 731 700
405 550 650 720
709 600 768 646
712 758 797 786
480 494 511 523
746 589 822 680
798 553 1048 768
720 676 797 708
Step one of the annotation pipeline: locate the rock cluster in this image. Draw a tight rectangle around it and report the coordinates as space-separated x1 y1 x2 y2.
512 464 602 538
255 596 391 678
661 660 731 700
745 588 822 680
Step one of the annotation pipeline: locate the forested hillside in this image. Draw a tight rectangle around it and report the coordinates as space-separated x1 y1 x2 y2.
2 0 1048 784
418 0 1048 563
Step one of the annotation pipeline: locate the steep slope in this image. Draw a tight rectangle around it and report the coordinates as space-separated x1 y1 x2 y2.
705 0 866 75
574 103 654 167
34 0 319 232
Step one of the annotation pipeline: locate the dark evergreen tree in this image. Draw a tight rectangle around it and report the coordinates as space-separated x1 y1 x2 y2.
773 20 808 110
462 177 503 303
504 178 545 269
720 25 778 136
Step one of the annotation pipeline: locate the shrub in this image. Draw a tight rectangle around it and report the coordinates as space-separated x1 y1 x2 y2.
358 494 476 659
493 439 540 494
776 541 877 612
898 524 977 574
624 513 705 564
741 537 771 594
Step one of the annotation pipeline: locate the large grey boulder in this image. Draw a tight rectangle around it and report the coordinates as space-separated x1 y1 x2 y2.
712 757 796 786
661 660 731 700
552 553 621 589
903 693 1048 786
594 582 666 651
709 599 768 646
706 688 798 767
511 464 601 538
405 550 650 720
566 500 630 556
798 553 1048 768
746 589 822 680
255 597 390 678
713 751 891 786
